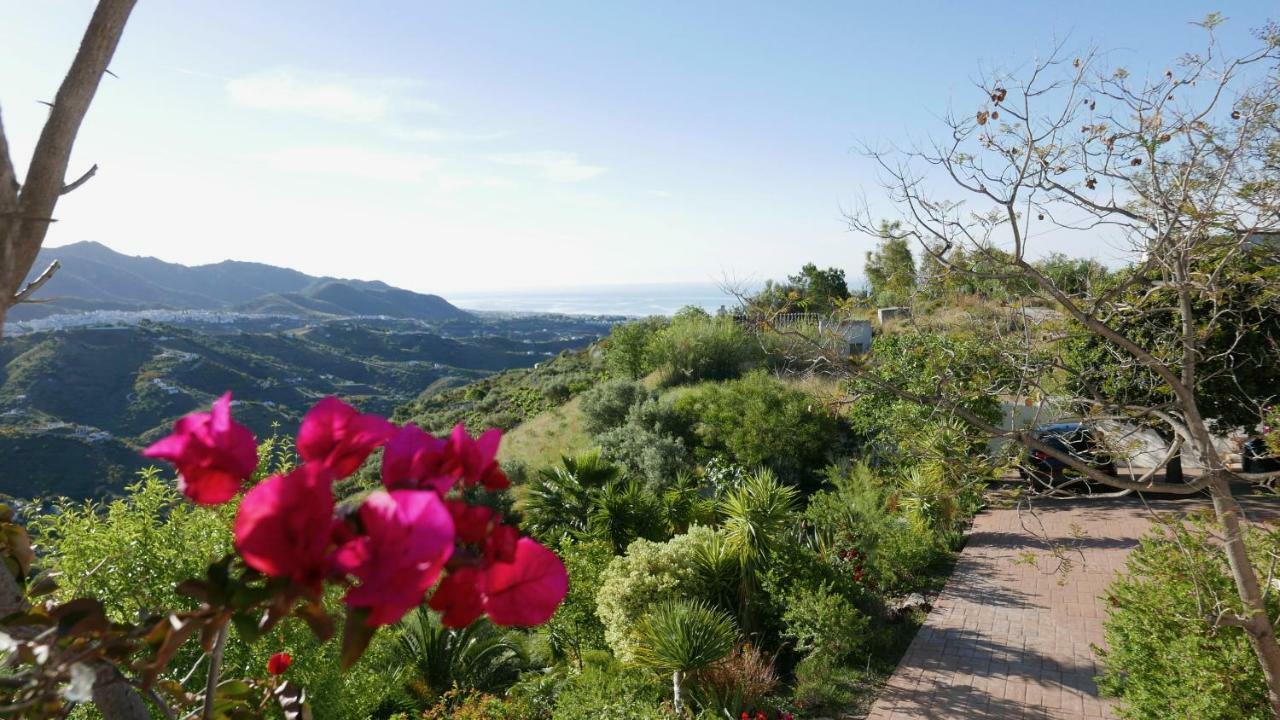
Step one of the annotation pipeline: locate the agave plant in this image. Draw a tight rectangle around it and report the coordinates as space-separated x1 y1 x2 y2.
395 608 528 705
633 600 738 717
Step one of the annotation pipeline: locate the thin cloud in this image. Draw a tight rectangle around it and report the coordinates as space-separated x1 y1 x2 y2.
226 68 395 124
260 145 439 183
489 151 606 183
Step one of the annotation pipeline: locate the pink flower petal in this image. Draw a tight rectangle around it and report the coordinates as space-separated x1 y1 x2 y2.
483 538 568 626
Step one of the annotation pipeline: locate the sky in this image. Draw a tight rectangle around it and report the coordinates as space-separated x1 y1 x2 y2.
0 1 1274 295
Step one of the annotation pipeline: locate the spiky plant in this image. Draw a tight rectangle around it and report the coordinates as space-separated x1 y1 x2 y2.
633 600 738 716
395 608 527 705
522 451 620 542
586 477 668 553
718 467 798 629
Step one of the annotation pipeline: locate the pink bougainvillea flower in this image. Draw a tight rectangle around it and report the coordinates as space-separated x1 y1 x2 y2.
483 537 568 626
234 463 335 592
266 652 293 675
143 392 258 505
484 523 518 565
381 424 455 493
296 397 396 478
334 489 455 627
445 499 496 546
428 566 486 628
447 425 509 491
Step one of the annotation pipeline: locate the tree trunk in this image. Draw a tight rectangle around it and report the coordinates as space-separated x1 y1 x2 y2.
1209 471 1280 716
91 664 151 720
672 669 683 717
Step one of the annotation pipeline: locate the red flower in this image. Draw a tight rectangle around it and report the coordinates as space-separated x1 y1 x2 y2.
484 523 519 564
381 424 455 493
482 537 568 626
334 490 455 627
428 537 567 628
267 652 293 675
143 392 257 504
234 463 336 592
428 566 485 628
446 499 497 545
446 425 509 490
296 397 395 478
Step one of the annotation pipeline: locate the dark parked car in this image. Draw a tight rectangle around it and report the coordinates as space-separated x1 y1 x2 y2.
1019 422 1117 489
1243 438 1280 475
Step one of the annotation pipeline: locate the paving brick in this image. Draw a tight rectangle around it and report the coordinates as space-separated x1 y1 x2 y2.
862 494 1280 719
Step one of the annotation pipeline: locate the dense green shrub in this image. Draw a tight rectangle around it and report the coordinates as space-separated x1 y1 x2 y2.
649 314 760 385
673 372 840 486
781 582 869 665
802 463 953 597
581 379 652 435
551 652 670 720
546 539 614 666
1098 514 1280 719
604 317 668 379
596 422 691 485
392 610 528 706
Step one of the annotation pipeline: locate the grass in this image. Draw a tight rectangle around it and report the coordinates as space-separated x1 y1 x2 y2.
497 393 592 471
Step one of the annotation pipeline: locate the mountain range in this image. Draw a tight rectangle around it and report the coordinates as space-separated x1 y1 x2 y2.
9 241 469 322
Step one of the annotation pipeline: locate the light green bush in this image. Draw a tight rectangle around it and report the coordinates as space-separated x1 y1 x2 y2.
581 379 651 436
673 371 839 487
596 527 722 661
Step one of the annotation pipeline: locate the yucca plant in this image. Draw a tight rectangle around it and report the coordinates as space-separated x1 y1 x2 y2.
395 608 528 706
718 467 798 630
633 600 738 717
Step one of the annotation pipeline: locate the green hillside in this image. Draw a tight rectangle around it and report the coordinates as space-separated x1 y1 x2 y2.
0 316 613 499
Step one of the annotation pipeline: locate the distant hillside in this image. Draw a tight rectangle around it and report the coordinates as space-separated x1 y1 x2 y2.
0 315 614 500
9 241 469 323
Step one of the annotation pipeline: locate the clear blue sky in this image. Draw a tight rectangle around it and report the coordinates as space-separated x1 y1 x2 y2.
0 1 1273 293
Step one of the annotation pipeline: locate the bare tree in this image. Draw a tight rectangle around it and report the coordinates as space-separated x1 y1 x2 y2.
847 16 1280 713
0 2 145 718
0 0 137 334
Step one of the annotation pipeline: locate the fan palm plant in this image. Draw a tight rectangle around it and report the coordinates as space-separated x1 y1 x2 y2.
587 477 669 553
522 451 620 542
395 608 528 706
633 600 738 717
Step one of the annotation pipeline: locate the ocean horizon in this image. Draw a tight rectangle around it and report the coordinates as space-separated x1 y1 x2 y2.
447 281 752 317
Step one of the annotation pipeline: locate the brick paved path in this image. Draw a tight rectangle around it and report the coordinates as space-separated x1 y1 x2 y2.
864 496 1261 720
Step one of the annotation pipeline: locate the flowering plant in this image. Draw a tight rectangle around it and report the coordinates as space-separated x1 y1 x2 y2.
0 393 567 720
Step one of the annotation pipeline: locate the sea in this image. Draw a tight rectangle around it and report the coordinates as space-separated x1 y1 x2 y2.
448 281 751 318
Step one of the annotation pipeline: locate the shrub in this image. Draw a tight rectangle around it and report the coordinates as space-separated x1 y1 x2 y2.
551 652 670 720
1098 513 1280 719
781 582 869 664
604 317 667 379
674 372 839 487
596 528 722 661
688 644 780 717
581 379 651 436
649 315 760 385
393 609 528 706
547 539 614 666
596 423 691 485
